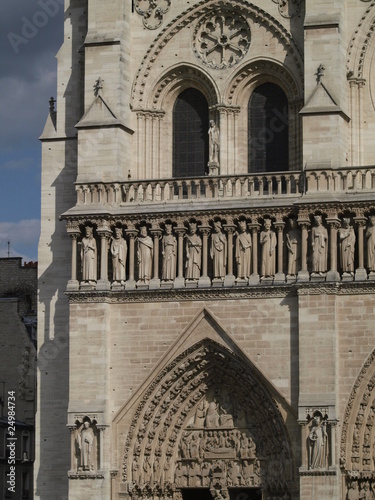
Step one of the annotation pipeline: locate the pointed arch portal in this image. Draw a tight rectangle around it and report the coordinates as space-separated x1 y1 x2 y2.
120 339 293 499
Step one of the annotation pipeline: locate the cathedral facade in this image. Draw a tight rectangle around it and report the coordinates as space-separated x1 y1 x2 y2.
37 1 375 499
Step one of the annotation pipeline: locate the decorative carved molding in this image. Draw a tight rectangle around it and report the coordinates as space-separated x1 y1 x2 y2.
192 9 251 70
134 0 171 30
346 2 375 79
121 339 294 497
131 0 303 108
340 347 375 476
272 0 303 18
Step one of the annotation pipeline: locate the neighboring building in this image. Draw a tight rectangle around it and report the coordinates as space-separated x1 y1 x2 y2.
0 258 37 499
37 1 375 499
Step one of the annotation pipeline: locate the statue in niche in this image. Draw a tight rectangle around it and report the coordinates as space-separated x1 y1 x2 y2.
81 226 97 282
286 218 301 276
236 220 252 279
311 215 328 274
110 227 127 283
185 222 202 280
308 412 328 469
260 219 277 277
76 420 95 471
366 215 375 271
211 221 227 279
161 224 177 281
339 218 356 274
136 226 153 285
209 120 220 164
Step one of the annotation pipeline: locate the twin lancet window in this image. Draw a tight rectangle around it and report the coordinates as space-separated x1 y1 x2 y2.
172 84 289 177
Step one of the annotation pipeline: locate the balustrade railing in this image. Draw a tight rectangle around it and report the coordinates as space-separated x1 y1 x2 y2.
74 166 375 207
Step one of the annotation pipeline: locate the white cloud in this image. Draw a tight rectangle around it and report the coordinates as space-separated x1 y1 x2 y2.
0 220 40 262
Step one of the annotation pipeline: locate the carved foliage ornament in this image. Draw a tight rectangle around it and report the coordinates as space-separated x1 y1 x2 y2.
272 0 303 18
134 0 171 30
193 10 251 70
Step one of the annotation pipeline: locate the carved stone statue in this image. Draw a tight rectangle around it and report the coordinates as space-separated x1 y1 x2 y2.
162 224 177 281
339 218 355 274
286 218 301 276
77 420 95 471
236 220 252 279
209 120 220 164
311 215 328 274
185 222 202 280
308 412 328 469
366 215 375 271
81 226 97 282
111 227 127 282
211 221 227 279
260 219 276 277
136 226 153 284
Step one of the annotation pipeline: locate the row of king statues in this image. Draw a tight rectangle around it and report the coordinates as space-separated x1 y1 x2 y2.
77 214 375 286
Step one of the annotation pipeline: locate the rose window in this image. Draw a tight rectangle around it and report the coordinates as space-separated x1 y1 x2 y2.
193 10 251 70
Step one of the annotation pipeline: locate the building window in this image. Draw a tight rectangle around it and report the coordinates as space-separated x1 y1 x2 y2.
22 432 30 461
173 88 209 178
248 83 289 173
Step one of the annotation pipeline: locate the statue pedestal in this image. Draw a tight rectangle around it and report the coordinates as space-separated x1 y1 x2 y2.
355 267 367 281
97 279 110 291
208 161 219 176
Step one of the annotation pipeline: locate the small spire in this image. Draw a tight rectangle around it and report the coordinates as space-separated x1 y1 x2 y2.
94 77 104 97
316 64 325 84
49 96 56 114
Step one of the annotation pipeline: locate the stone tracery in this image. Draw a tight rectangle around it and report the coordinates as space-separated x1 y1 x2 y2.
193 9 251 70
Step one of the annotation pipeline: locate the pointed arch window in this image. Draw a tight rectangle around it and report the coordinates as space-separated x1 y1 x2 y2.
173 88 209 178
248 83 289 173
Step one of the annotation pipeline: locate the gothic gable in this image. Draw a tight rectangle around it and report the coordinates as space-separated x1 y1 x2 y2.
113 309 295 498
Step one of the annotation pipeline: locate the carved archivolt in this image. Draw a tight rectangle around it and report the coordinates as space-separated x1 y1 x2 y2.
122 339 294 497
346 2 375 79
193 9 251 70
341 347 375 495
225 59 302 106
131 0 303 109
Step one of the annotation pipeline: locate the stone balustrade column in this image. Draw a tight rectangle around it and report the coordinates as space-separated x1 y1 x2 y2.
125 228 138 290
298 219 310 281
224 224 236 287
97 224 111 291
67 224 80 291
326 217 341 281
174 226 186 288
150 227 162 289
249 222 260 285
198 225 211 287
354 216 367 281
274 221 285 283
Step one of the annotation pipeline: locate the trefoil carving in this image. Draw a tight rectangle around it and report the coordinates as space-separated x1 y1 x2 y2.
134 0 171 30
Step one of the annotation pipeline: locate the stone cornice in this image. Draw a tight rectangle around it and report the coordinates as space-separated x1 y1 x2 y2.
65 281 375 304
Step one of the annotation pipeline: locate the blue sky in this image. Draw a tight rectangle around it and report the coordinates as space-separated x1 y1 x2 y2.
0 1 64 262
